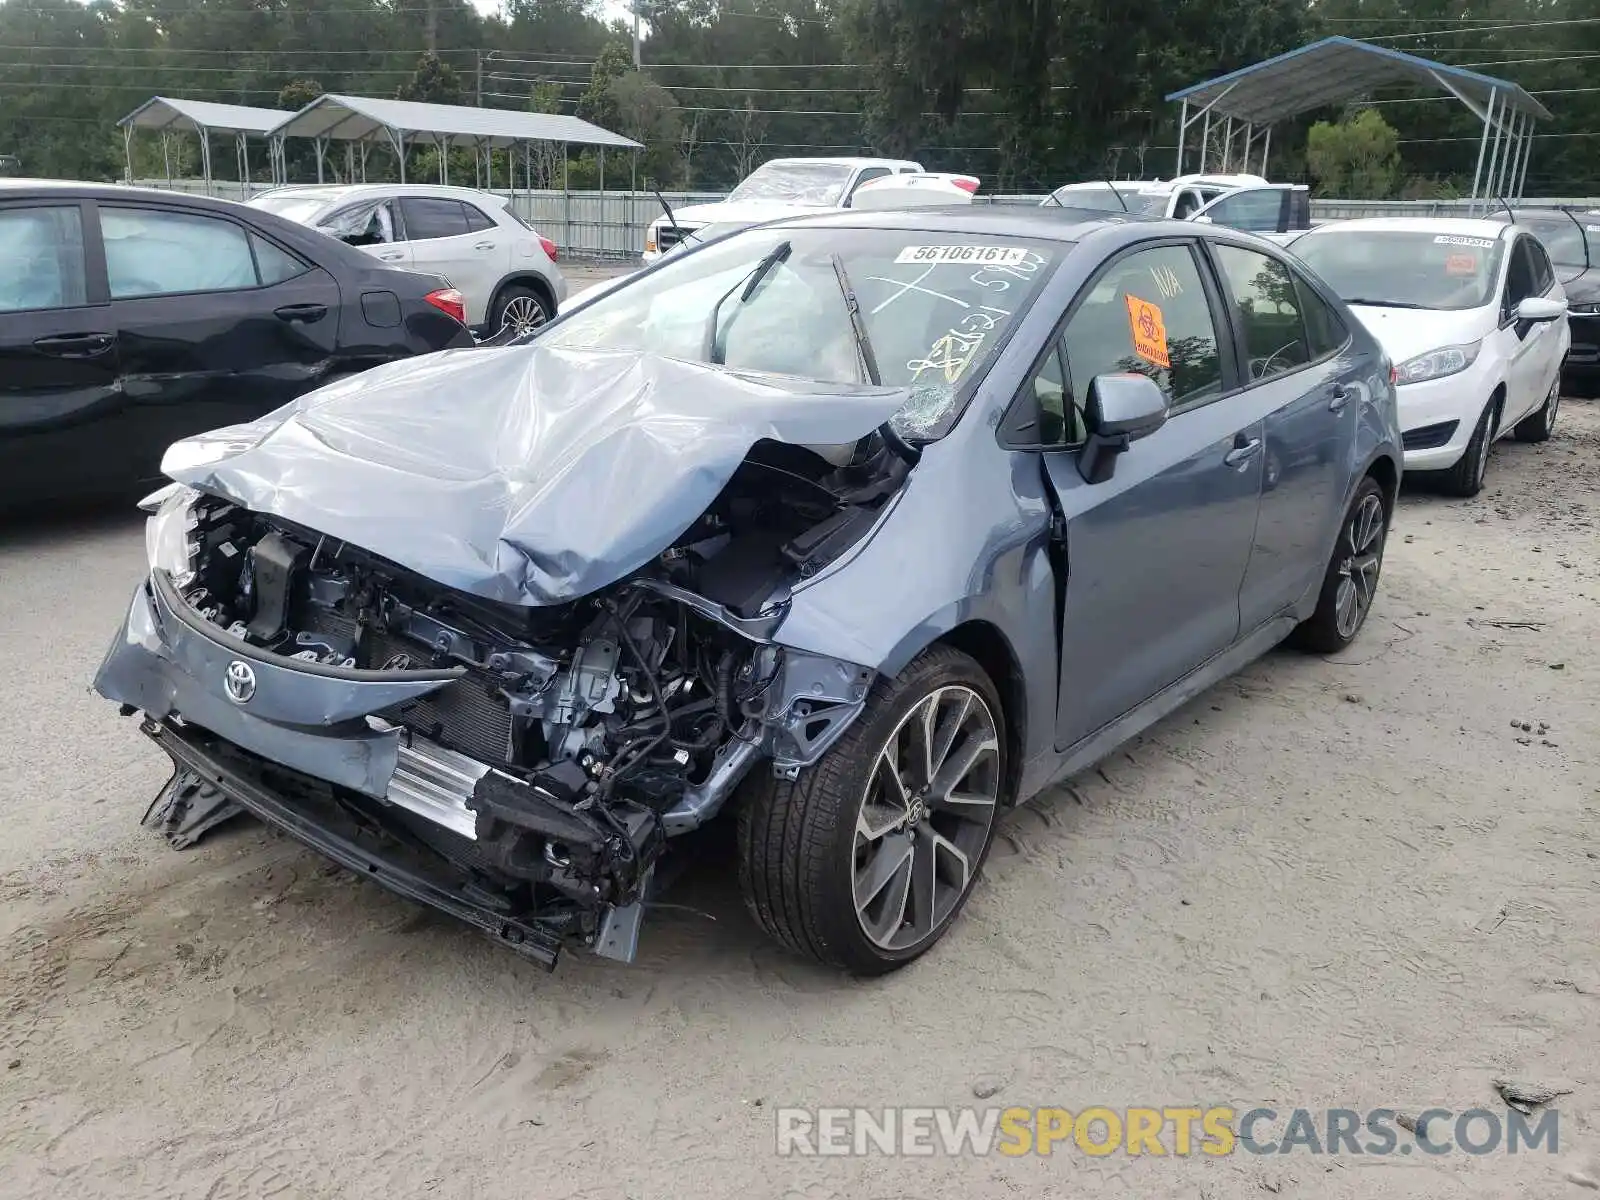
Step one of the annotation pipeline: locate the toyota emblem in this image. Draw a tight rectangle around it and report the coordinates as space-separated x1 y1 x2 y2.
224 660 257 705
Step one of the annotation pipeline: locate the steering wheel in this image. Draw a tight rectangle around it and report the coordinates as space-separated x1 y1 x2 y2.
1251 340 1302 380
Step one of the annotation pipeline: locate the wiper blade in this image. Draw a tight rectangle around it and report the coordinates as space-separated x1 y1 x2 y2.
701 239 792 363
1344 298 1429 310
830 253 882 386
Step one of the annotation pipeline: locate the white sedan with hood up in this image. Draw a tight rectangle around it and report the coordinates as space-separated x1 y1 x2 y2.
1289 217 1569 496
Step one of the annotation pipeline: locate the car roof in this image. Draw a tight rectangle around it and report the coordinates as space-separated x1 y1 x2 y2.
755 156 919 170
752 204 1160 244
250 182 510 206
1301 216 1516 240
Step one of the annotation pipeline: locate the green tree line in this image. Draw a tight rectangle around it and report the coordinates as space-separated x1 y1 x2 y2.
2 0 1598 196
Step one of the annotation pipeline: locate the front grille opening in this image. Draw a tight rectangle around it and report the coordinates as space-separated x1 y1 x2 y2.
1402 420 1459 451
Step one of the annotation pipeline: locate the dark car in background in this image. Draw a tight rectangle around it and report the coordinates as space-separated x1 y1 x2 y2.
1490 207 1600 396
0 180 474 508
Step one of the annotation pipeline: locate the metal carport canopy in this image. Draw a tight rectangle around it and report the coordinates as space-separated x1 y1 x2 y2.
269 94 642 151
117 96 288 196
1164 36 1552 207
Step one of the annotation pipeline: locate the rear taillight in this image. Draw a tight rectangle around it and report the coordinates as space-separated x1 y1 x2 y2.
539 235 559 262
952 176 980 193
424 287 467 326
1388 362 1399 387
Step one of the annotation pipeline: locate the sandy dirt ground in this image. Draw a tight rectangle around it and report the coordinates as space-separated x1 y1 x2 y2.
2 387 1597 1198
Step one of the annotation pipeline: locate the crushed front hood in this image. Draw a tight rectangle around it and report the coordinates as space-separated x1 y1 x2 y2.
161 344 911 606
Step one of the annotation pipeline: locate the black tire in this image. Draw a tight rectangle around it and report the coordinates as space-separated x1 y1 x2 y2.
490 284 553 338
1513 382 1559 443
737 645 1007 975
1290 475 1388 654
1436 397 1499 498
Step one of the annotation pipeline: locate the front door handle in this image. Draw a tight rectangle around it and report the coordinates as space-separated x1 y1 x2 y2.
274 303 328 324
33 332 115 358
1328 383 1352 412
1224 436 1263 469
473 240 496 251
377 250 407 262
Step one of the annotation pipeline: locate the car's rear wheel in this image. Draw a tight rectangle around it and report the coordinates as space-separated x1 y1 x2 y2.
1514 381 1559 442
737 645 1005 974
491 285 553 338
1437 397 1498 497
1291 476 1388 654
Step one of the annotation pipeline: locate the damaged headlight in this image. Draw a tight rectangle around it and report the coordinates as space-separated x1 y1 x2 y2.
143 483 202 588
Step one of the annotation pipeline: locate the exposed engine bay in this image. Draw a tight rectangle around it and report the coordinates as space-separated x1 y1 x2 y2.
146 432 911 962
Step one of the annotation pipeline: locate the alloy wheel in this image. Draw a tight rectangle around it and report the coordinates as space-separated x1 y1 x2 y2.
1334 492 1385 639
499 295 548 337
853 685 1001 951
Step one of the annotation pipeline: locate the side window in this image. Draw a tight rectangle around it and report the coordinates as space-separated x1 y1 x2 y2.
398 197 470 241
845 167 892 204
1213 244 1311 382
101 208 258 298
1197 189 1285 233
0 205 87 313
1023 341 1088 448
1527 237 1555 294
1060 243 1225 415
462 204 497 233
1504 237 1538 314
320 201 394 245
1295 273 1349 360
250 234 310 286
1171 190 1204 219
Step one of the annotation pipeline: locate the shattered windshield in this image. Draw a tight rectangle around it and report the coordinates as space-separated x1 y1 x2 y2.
543 228 1061 439
727 162 856 206
249 194 337 225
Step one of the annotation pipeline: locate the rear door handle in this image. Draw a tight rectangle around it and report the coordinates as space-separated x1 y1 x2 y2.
473 241 496 251
274 303 328 324
1224 436 1263 469
377 251 407 262
1328 383 1352 412
33 332 115 358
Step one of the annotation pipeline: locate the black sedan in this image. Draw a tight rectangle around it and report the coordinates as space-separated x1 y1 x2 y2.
0 180 474 508
1492 207 1600 396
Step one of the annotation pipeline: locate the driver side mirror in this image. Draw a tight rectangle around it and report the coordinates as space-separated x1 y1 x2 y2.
1078 373 1170 484
1516 295 1566 322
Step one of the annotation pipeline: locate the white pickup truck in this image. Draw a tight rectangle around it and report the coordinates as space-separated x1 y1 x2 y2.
642 156 924 263
1043 174 1311 236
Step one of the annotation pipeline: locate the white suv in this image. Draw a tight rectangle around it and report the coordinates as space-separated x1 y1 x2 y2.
248 184 567 336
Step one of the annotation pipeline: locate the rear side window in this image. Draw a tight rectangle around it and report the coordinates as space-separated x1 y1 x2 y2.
1295 275 1349 360
0 204 87 312
1060 242 1225 412
250 234 310 286
399 197 470 240
1213 244 1311 382
101 208 258 297
1198 189 1285 233
463 204 497 233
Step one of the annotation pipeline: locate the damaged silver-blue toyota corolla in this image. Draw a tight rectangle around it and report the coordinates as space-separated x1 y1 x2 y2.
95 211 1401 974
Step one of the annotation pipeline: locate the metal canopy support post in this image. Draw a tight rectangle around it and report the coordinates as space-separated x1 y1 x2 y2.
1175 100 1189 176
345 142 354 185
359 141 369 183
1260 126 1271 176
387 127 407 184
1199 107 1211 173
599 146 606 254
123 124 134 184
1470 88 1498 211
198 126 214 196
562 143 571 251
237 133 250 199
438 135 449 184
1221 117 1235 174
162 131 172 185
1494 109 1521 203
1484 102 1507 213
1515 118 1534 200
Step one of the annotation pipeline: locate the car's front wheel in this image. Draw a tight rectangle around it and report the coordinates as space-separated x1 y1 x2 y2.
738 645 1006 974
1438 397 1498 497
491 285 553 338
1514 381 1559 443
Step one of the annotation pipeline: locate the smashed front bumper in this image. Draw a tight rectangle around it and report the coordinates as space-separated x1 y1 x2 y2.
93 574 661 968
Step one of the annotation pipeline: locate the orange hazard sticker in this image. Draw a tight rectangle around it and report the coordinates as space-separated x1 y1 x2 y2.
1445 253 1479 276
1125 293 1170 369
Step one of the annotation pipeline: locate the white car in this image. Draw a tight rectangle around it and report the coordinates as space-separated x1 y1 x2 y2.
1289 217 1569 496
248 184 567 336
642 157 923 263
